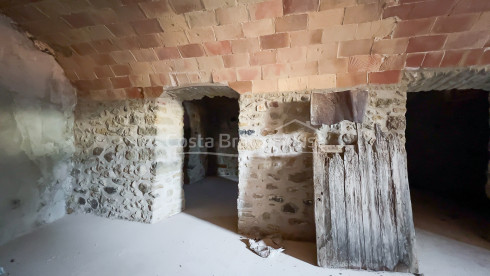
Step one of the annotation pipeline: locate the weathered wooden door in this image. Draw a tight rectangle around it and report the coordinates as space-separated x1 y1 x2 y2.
313 124 418 273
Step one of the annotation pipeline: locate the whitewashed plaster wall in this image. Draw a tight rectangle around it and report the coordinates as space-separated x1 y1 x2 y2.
0 15 76 245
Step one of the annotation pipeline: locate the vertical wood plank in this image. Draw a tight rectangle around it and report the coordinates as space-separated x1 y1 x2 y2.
314 143 329 267
330 153 348 267
389 136 419 273
356 125 372 269
374 126 398 270
344 146 362 268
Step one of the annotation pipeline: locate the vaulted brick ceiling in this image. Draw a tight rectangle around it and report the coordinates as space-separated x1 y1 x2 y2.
0 0 489 101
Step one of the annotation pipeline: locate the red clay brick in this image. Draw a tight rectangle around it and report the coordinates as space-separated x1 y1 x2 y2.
186 10 217 29
212 68 237 83
338 39 373 57
344 3 381 24
130 19 163 35
178 44 206 58
289 61 318 77
368 70 401 84
92 53 117 65
237 67 262 81
126 87 144 99
372 38 409 55
275 14 308 32
91 39 119 53
250 51 277 66
260 33 290 50
139 1 171 18
461 49 484 66
131 49 158 62
138 34 161 49
204 41 232 56
71 42 96 56
229 81 252 93
318 58 348 74
214 24 244 41
440 50 465 67
283 0 319 15
110 50 136 64
110 76 132 89
445 31 490 50
262 63 289 79
308 9 344 29
319 0 357 11
107 23 136 37
61 12 95 28
216 6 249 25
277 47 307 63
222 53 250 68
168 0 204 14
251 0 283 20
479 50 490 65
407 0 457 19
383 4 412 20
143 87 164 98
290 30 323 47
111 64 131 76
406 35 447 53
94 66 114 78
242 19 275 38
421 51 444 67
154 47 181 60
91 79 113 90
336 72 367 88
380 55 407 70
405 53 425 67
231 38 260 53
149 73 172 86
432 14 478 33
348 55 383 72
393 18 435 38
452 0 490 15
113 4 146 21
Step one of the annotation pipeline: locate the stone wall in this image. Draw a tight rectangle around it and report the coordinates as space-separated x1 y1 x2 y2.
70 96 185 223
0 15 76 245
238 92 316 241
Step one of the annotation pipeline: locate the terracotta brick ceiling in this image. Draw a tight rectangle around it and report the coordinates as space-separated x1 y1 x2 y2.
0 0 489 100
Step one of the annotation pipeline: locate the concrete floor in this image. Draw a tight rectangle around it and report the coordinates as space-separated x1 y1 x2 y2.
1 177 489 276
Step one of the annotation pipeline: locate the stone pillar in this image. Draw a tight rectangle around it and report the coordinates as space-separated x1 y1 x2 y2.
70 96 185 223
237 92 316 241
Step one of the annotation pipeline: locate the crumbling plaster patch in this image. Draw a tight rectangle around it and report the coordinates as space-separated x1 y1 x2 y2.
0 15 76 245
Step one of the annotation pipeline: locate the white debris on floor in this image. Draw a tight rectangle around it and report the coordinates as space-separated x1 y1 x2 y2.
247 235 285 258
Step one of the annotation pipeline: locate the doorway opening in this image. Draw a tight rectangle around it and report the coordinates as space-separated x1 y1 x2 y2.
181 96 240 231
406 89 490 248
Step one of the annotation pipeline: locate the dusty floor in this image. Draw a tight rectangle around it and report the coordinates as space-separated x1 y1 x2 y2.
0 177 489 276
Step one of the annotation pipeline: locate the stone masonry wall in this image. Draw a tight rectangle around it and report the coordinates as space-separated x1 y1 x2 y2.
238 91 316 241
70 97 185 223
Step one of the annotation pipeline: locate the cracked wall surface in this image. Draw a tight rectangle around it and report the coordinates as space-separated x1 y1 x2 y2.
0 15 76 245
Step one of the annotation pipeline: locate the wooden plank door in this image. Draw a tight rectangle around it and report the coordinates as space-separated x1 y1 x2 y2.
313 124 418 273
